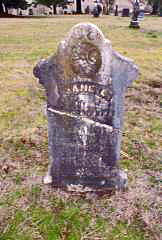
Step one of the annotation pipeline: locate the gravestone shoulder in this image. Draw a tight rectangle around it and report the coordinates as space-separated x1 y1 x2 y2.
111 50 138 89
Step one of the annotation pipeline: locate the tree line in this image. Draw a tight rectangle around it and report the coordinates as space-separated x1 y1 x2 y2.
0 0 30 14
0 0 162 15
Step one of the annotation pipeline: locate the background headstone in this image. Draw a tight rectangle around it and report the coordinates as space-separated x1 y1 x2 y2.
93 5 101 17
33 23 138 192
138 9 144 20
129 0 140 28
122 8 130 17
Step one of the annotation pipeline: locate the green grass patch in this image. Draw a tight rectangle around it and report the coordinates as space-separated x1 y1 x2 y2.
108 221 147 240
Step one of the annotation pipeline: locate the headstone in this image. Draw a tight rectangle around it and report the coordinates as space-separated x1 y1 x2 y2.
115 5 118 16
138 9 144 20
122 8 130 17
93 6 99 17
85 5 90 14
33 23 138 192
129 0 140 28
97 4 102 15
29 8 33 16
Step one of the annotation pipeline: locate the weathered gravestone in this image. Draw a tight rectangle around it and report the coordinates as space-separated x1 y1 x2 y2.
92 6 100 17
129 0 140 28
33 23 138 192
122 8 130 17
138 10 144 20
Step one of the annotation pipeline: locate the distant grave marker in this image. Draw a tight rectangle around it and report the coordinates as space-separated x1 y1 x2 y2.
122 8 130 17
33 23 138 192
130 0 140 28
138 10 144 20
93 4 102 17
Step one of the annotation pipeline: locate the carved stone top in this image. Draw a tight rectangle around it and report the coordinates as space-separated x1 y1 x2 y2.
59 23 112 85
33 23 138 129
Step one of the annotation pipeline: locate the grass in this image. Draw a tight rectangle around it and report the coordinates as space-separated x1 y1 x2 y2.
0 15 161 239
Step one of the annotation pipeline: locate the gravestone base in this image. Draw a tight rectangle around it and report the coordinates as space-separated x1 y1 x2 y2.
129 20 140 28
44 168 128 192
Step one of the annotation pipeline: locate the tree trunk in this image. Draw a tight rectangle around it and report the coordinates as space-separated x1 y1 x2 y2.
106 3 109 15
76 0 82 14
4 4 8 14
151 3 159 15
0 2 4 13
53 3 56 15
160 0 162 16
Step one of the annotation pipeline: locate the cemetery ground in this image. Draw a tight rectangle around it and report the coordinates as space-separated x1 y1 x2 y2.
0 15 161 240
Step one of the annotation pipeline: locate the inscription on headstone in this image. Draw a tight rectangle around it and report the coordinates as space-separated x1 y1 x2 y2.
33 23 138 191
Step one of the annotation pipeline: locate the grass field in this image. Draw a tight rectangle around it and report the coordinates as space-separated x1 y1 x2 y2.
0 15 161 240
